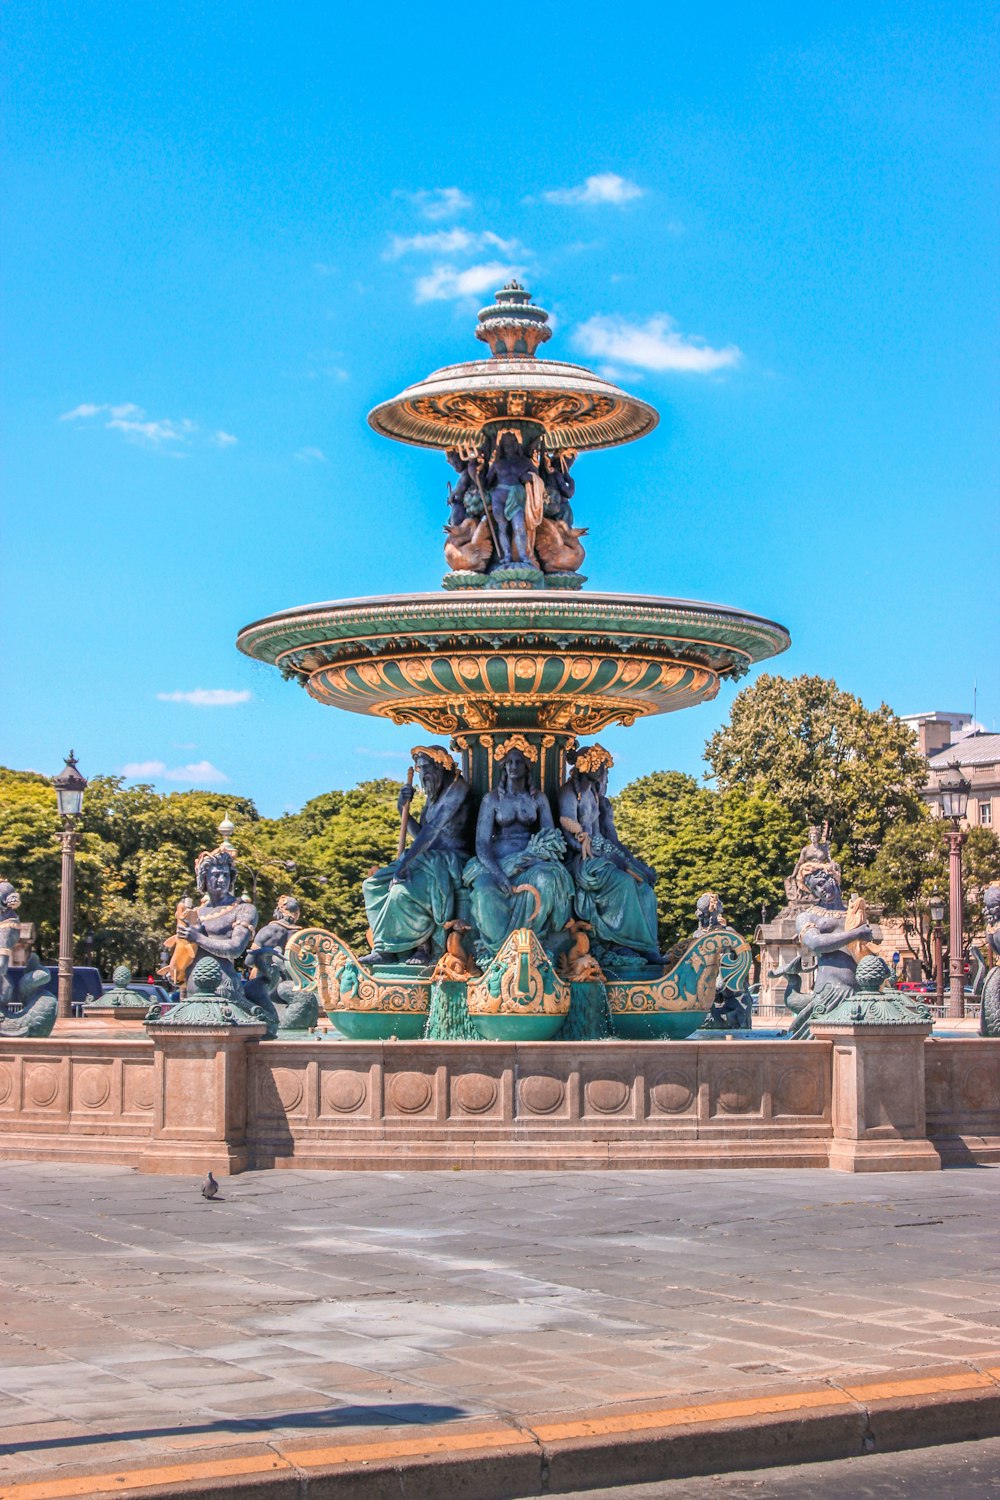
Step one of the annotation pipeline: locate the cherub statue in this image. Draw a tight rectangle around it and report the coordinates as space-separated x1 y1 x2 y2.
158 894 199 990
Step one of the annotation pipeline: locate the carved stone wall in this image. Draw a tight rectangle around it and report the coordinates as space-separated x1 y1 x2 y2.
245 1040 834 1170
0 1037 156 1166
925 1039 1000 1164
1 1034 997 1174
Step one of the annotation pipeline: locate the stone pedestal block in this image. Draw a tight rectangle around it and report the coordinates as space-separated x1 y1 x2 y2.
79 1005 150 1032
812 1021 939 1172
138 1025 266 1176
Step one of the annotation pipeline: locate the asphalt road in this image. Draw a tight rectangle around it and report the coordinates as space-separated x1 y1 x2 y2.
542 1436 1000 1499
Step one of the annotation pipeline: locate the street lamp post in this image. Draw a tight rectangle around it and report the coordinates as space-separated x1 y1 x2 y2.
52 751 88 1021
938 764 970 1021
929 891 945 1008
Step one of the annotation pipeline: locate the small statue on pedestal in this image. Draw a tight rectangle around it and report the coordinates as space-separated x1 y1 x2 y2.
784 859 880 1039
0 882 57 1037
245 896 318 1032
694 893 753 1031
150 849 276 1035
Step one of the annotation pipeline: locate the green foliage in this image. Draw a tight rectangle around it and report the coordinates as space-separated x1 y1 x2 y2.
861 813 1000 973
613 771 805 948
704 674 927 874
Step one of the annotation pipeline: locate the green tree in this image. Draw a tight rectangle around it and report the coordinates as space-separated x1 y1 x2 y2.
861 815 1000 975
704 674 927 873
0 769 108 956
613 772 805 949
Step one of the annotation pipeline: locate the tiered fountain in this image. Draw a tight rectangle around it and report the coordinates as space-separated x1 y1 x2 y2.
237 283 788 1042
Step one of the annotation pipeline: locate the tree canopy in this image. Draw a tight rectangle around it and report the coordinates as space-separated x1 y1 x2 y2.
612 772 806 947
860 815 1000 973
704 673 928 873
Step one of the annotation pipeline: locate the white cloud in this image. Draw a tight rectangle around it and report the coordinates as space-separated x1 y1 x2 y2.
59 403 104 421
401 187 472 220
313 262 338 276
163 760 228 785
294 446 328 463
107 414 197 444
157 689 252 707
574 314 742 374
542 173 644 207
386 228 521 260
59 403 237 449
414 261 525 304
121 760 167 778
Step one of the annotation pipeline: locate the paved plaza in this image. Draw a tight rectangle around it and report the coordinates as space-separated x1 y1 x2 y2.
0 1164 999 1495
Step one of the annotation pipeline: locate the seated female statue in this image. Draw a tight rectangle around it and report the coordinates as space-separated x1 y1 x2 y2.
463 737 574 959
558 745 662 964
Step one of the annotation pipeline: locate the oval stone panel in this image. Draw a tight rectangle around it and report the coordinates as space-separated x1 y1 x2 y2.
25 1065 59 1109
75 1066 112 1110
386 1071 434 1114
272 1068 305 1112
774 1066 820 1117
648 1070 696 1114
518 1073 565 1115
453 1073 499 1115
322 1070 367 1114
962 1064 999 1113
714 1068 756 1115
585 1075 630 1114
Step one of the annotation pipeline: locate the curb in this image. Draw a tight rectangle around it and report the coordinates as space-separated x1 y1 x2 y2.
3 1364 1000 1499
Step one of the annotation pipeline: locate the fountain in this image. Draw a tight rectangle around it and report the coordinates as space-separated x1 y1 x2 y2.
237 283 789 1041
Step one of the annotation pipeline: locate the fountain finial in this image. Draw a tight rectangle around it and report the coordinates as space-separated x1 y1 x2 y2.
476 281 552 358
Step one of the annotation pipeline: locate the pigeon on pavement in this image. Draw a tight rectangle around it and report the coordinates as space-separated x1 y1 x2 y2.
201 1170 219 1199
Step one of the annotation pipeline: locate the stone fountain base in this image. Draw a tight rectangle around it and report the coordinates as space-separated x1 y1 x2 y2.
4 1031 995 1175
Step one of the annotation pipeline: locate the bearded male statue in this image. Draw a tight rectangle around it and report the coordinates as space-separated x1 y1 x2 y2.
362 746 472 965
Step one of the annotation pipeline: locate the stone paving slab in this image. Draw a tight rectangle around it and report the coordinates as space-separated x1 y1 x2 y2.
0 1164 998 1493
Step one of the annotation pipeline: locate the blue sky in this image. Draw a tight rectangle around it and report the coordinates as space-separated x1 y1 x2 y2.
4 2 998 816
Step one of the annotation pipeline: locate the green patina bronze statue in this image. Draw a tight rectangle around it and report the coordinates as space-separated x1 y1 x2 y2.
783 857 879 1039
245 898 319 1033
463 737 574 962
557 744 661 966
363 746 473 966
694 893 754 1030
0 882 57 1037
175 846 258 1002
979 884 1000 1037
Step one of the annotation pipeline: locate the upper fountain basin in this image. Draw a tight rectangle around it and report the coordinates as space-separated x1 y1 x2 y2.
237 590 790 737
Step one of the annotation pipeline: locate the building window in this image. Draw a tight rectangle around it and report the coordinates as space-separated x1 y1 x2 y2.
980 802 992 826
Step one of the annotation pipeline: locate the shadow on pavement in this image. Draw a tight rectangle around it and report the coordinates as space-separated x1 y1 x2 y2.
1 1400 468 1456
